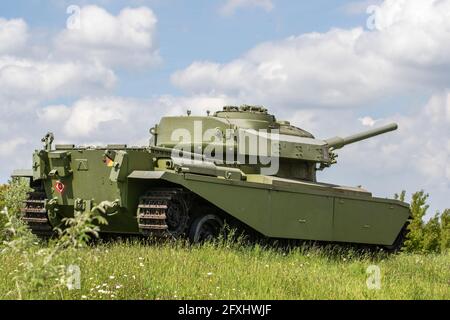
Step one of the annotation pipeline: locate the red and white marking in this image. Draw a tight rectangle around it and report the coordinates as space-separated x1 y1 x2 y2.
55 181 65 194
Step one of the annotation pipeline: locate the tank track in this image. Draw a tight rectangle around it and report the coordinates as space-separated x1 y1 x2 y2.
21 191 53 236
137 189 189 238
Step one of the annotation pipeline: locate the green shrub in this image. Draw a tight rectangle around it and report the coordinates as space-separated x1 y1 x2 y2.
3 179 31 215
1 204 108 299
422 213 441 253
0 179 108 299
0 179 31 242
403 191 428 252
440 209 450 252
401 190 449 253
0 184 8 238
0 184 7 208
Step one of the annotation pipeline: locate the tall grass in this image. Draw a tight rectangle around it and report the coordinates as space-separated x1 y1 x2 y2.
0 239 448 300
0 182 448 300
0 181 108 300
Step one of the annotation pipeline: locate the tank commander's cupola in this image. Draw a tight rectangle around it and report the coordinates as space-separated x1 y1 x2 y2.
218 105 269 114
214 105 276 124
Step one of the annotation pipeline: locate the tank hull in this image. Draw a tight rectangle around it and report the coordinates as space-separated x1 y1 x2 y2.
131 171 410 246
12 105 411 247
14 147 410 246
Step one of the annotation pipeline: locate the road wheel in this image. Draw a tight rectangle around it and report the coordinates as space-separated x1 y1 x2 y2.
137 188 190 238
189 213 224 244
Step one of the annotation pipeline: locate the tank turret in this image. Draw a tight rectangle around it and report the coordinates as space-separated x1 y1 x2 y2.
150 106 399 182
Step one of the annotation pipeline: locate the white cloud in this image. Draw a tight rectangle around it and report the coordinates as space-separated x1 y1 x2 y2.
359 116 379 127
0 138 27 156
0 18 28 54
156 94 234 117
37 104 72 123
0 17 117 122
358 0 450 67
0 56 116 100
37 95 232 143
63 97 135 138
172 28 396 108
55 5 160 68
349 94 449 185
220 0 274 16
174 0 450 108
38 97 143 141
0 6 160 180
0 5 161 113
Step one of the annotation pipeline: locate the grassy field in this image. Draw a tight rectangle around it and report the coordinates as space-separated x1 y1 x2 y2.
0 241 448 300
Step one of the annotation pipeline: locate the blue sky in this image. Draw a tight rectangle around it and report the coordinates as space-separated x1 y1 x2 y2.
0 0 429 115
0 0 448 215
0 0 369 97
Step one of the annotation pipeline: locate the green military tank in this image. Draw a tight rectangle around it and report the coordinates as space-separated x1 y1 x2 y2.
12 105 410 249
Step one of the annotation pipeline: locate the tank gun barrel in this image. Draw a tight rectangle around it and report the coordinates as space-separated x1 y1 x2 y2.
325 123 398 150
